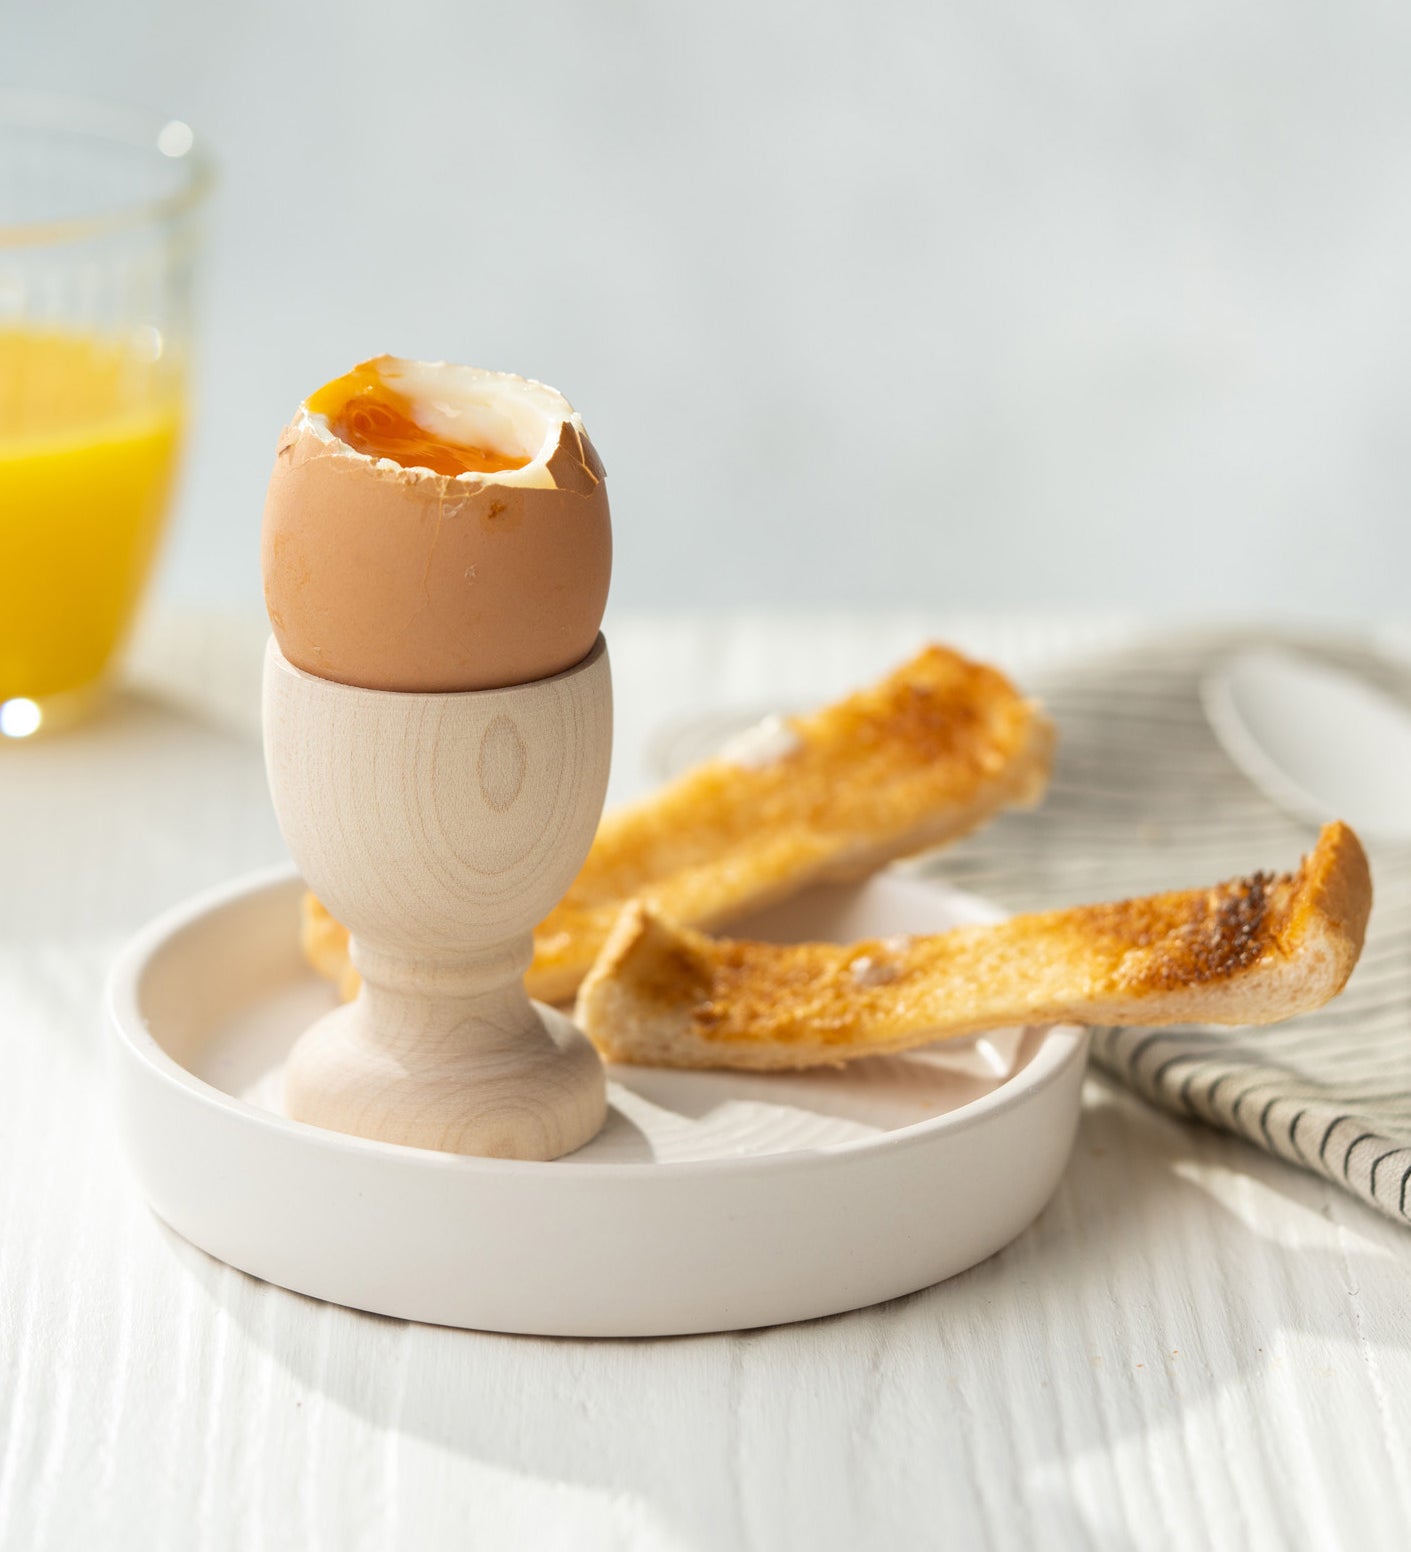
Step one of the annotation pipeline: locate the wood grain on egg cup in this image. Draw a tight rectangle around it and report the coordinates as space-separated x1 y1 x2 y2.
263 635 613 1160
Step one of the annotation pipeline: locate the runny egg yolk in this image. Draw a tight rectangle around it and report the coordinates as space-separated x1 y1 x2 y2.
306 358 531 477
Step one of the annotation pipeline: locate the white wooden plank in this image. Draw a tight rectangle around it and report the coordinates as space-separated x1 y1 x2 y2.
1 613 1409 1552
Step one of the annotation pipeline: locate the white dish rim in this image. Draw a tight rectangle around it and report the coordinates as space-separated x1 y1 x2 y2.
107 862 1089 1178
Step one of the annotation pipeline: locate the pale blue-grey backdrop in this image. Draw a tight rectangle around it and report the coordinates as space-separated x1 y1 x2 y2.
7 0 1408 618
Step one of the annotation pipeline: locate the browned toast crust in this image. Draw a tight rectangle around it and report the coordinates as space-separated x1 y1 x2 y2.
575 824 1373 1070
303 644 1055 1004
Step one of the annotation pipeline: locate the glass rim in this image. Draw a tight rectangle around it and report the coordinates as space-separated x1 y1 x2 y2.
0 89 215 250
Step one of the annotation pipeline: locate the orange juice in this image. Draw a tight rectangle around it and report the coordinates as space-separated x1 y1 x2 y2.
0 328 183 709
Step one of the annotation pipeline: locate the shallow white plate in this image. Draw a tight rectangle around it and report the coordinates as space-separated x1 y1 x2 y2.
107 867 1088 1336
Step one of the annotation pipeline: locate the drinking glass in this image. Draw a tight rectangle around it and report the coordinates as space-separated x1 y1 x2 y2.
0 92 212 737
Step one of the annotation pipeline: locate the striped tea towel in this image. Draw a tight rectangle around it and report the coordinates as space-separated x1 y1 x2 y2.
920 628 1411 1228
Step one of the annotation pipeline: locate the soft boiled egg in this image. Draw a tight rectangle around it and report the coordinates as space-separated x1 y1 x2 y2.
261 356 611 692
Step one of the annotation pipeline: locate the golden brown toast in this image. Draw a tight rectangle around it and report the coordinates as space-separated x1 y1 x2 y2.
575 823 1372 1070
301 891 361 1003
302 643 1055 1004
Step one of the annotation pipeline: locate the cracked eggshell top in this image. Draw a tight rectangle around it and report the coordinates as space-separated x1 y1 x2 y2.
261 364 612 693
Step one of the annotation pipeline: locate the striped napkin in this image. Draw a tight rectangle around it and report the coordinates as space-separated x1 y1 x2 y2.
918 629 1411 1228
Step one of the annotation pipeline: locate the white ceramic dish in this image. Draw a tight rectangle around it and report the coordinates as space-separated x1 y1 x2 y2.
107 867 1088 1336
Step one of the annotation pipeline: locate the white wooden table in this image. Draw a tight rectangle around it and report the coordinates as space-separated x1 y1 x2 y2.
2 611 1408 1551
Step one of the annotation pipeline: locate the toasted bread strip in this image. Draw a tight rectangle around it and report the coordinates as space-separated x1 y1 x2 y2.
304 643 1054 1004
301 891 361 1003
575 823 1372 1070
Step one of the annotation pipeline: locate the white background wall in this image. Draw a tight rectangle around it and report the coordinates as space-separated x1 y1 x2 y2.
8 0 1409 619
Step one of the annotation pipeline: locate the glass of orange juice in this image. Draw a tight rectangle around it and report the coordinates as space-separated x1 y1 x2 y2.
0 92 212 737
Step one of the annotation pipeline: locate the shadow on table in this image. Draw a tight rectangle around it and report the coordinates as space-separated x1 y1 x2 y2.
162 1073 1411 1550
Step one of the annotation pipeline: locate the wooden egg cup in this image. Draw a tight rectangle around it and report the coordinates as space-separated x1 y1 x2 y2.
262 635 612 1161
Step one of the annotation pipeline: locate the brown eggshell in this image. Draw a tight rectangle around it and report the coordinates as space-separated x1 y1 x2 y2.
262 412 612 692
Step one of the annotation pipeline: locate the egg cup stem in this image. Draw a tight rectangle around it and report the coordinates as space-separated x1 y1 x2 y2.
263 636 612 1160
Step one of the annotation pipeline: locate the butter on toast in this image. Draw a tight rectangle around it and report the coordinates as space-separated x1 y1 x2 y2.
303 643 1055 1005
575 823 1372 1070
